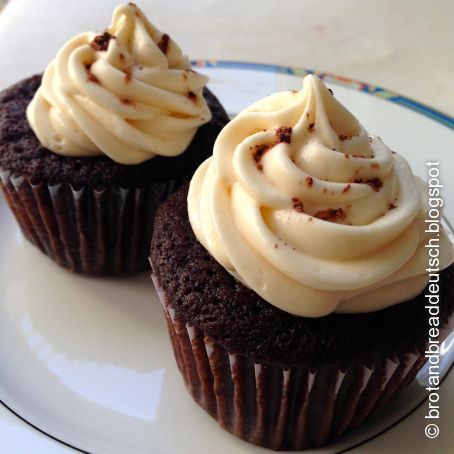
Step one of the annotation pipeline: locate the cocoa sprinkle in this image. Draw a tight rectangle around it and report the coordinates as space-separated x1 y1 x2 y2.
84 64 99 84
315 208 346 222
124 67 132 82
252 144 270 166
275 126 292 144
306 176 314 187
291 197 305 213
157 33 171 54
90 32 114 52
354 177 383 191
342 184 351 193
351 154 366 158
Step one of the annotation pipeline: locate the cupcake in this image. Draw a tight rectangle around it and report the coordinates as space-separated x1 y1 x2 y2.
0 3 228 275
150 75 454 449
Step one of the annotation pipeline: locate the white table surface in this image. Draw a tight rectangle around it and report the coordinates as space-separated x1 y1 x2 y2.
0 0 452 453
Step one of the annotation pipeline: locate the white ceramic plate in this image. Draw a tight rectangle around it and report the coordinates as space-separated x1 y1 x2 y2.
0 63 453 454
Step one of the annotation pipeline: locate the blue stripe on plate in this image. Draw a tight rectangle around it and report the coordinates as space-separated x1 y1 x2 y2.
192 60 453 130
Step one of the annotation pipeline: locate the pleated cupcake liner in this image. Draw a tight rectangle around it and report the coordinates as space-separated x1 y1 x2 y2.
0 167 178 275
152 275 452 450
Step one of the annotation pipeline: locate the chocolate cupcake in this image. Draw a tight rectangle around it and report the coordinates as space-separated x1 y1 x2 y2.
0 3 228 275
150 75 454 449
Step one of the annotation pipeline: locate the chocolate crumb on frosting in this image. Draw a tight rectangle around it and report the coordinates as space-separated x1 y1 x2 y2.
291 197 304 213
90 31 114 52
308 122 315 132
339 134 351 141
389 202 397 210
124 67 132 82
306 176 313 187
315 207 346 222
252 144 270 169
157 33 171 54
84 64 99 84
355 177 383 192
275 126 292 144
328 88 334 95
187 91 197 102
342 184 351 193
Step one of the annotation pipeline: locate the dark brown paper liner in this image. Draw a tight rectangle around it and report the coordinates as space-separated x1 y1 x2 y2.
0 168 177 275
152 275 446 450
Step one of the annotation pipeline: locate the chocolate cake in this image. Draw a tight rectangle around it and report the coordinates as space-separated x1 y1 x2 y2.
150 183 454 449
0 76 229 274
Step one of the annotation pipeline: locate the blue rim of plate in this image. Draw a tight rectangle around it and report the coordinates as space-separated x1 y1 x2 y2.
191 60 454 129
1 62 453 454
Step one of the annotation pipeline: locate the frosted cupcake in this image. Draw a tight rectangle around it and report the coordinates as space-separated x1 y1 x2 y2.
150 75 453 449
0 3 228 274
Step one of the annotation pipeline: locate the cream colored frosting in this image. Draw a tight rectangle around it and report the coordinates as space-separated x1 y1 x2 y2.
26 3 212 165
188 75 453 317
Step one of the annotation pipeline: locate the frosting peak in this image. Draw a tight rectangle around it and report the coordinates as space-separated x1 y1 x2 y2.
188 75 453 317
27 3 212 164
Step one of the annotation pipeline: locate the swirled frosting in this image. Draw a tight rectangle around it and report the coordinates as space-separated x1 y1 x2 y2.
188 75 453 317
26 3 212 164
